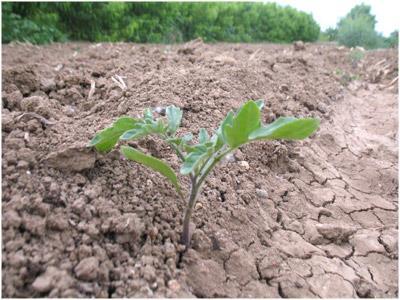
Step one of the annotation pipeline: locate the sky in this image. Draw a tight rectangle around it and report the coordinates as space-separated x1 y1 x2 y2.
268 0 399 36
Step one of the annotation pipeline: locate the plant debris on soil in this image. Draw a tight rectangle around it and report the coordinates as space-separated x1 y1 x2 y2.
2 40 398 297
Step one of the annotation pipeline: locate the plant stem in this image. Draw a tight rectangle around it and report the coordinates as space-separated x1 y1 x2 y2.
180 148 232 248
196 148 231 189
181 175 198 248
162 133 197 183
162 133 185 161
169 142 185 161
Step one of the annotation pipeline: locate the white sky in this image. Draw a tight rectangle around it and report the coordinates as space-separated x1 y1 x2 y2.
268 0 399 36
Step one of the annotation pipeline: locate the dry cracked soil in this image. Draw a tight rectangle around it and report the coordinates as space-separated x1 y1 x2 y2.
1 40 398 298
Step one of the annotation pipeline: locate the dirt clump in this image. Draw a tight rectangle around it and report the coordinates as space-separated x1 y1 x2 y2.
293 40 306 51
44 142 97 172
2 42 398 297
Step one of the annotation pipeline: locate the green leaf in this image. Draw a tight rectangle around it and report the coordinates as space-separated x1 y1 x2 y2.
183 144 197 153
211 133 224 152
220 111 234 143
198 128 209 144
166 105 183 134
143 108 153 121
223 100 261 148
89 117 139 153
121 146 181 196
255 99 264 110
249 117 320 141
166 133 193 148
153 118 166 133
120 127 146 140
180 149 208 175
181 133 193 144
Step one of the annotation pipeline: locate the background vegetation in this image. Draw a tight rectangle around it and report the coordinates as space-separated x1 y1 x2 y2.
319 4 398 49
2 2 320 44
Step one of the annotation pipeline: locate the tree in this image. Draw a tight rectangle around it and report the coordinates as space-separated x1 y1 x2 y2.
336 4 381 49
338 4 376 28
384 30 399 48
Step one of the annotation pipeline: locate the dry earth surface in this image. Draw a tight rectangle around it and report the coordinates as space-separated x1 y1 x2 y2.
2 40 398 297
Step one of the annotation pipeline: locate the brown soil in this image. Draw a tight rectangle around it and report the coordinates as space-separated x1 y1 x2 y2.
2 41 398 297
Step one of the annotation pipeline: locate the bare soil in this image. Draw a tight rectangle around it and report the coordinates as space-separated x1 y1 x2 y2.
2 40 398 297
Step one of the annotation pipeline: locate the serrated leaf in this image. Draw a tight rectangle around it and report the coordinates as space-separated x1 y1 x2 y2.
249 117 320 141
180 149 208 175
89 117 139 153
166 105 183 134
166 133 193 149
121 146 181 196
223 100 261 148
198 128 209 144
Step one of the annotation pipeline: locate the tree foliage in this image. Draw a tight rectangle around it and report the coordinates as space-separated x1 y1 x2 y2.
322 3 397 49
337 15 380 49
2 2 320 44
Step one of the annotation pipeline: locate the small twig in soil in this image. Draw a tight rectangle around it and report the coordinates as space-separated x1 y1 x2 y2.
16 112 56 126
88 80 96 100
112 75 127 90
24 132 30 143
385 76 398 88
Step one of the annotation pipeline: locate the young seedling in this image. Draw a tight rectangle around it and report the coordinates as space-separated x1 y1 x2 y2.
89 100 319 248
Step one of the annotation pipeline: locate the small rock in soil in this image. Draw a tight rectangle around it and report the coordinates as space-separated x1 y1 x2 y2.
379 228 398 254
32 271 54 293
293 41 306 51
112 213 144 235
3 210 21 228
164 241 176 259
45 143 96 172
46 214 69 231
238 160 250 170
225 249 258 285
8 251 26 268
185 256 226 297
32 266 73 294
3 90 23 110
255 188 268 199
40 78 56 92
167 279 181 292
2 65 40 95
315 223 357 244
20 96 53 118
74 257 99 281
142 265 156 282
350 230 386 256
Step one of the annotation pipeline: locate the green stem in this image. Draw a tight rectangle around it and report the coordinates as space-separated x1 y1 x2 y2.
196 148 232 189
181 175 198 248
180 148 232 248
169 141 185 161
162 133 196 183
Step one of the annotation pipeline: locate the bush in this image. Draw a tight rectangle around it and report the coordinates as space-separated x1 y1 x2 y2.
334 3 395 49
384 30 399 48
2 9 66 44
337 16 380 49
2 2 320 44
